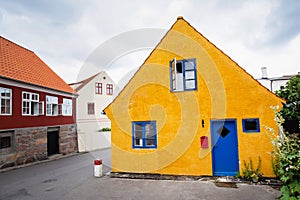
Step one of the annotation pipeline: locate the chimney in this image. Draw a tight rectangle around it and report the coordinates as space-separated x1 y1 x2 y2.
261 67 268 79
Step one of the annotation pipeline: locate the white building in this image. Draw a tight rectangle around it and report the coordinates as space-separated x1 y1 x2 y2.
69 71 115 152
257 67 297 92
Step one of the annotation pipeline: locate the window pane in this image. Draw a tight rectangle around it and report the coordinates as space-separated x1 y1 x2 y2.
176 62 183 73
185 71 195 80
1 106 5 114
134 124 143 132
185 80 196 89
134 124 143 146
184 61 195 70
46 104 52 115
52 104 58 115
243 119 260 132
23 101 30 114
145 124 155 146
0 136 11 148
32 102 39 115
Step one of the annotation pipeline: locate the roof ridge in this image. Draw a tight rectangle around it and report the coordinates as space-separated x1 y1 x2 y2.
70 72 102 92
0 36 34 53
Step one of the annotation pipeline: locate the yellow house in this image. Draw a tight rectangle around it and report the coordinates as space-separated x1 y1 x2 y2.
104 16 283 177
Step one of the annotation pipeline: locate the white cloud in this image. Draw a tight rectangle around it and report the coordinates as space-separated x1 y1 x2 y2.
0 0 299 84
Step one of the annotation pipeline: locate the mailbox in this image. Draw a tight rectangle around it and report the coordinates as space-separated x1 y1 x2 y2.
200 136 208 148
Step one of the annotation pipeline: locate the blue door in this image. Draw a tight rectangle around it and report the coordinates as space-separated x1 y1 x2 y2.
211 119 239 176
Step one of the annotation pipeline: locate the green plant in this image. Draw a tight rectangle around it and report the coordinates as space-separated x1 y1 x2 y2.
271 156 279 177
241 156 262 181
98 127 111 132
267 106 300 199
275 75 300 122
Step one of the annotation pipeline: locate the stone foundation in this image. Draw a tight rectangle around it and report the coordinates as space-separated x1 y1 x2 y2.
59 124 78 155
0 124 77 169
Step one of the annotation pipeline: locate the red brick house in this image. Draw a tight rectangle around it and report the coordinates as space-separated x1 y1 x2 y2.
0 36 78 169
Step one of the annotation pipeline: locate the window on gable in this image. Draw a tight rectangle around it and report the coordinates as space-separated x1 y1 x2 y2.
106 84 113 95
62 98 72 116
132 121 157 149
170 58 197 92
0 87 12 115
242 118 260 133
46 96 58 116
87 102 95 115
0 131 14 154
95 83 102 94
22 92 39 116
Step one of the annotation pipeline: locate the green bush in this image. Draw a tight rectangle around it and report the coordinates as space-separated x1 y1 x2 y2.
98 127 111 132
267 106 300 199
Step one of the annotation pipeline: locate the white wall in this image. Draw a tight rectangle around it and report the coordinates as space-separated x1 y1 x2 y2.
257 79 289 92
272 80 289 92
78 131 111 152
76 72 115 152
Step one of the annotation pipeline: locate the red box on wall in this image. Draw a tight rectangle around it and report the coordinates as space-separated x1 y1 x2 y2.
200 136 208 148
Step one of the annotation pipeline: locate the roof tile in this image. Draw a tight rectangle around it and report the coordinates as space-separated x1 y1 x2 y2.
0 36 76 94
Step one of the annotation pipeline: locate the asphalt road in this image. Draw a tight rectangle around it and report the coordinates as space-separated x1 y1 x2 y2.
0 149 111 200
0 148 281 200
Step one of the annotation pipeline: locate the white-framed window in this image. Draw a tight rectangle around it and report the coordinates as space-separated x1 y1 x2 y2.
22 92 39 116
62 98 72 116
46 95 58 116
0 87 12 115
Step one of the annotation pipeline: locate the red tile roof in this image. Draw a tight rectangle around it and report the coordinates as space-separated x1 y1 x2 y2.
0 36 76 94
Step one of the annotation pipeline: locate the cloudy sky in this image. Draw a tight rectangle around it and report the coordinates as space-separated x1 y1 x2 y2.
0 0 299 84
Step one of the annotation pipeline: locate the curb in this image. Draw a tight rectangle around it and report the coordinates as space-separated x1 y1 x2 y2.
0 152 87 173
110 172 282 187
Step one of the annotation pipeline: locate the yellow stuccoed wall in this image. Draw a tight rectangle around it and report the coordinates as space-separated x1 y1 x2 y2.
105 17 283 177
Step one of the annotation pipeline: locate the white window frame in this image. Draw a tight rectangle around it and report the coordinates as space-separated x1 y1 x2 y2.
22 91 39 116
62 98 72 116
0 87 12 115
46 95 58 116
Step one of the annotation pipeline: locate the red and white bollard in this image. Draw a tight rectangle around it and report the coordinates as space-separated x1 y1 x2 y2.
94 159 102 177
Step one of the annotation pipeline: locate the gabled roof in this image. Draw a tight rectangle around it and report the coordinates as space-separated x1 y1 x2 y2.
0 36 76 94
69 73 100 92
69 71 112 92
105 16 284 111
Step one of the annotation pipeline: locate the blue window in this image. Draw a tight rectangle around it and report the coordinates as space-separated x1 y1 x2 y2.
242 118 260 132
170 58 197 92
132 121 157 149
